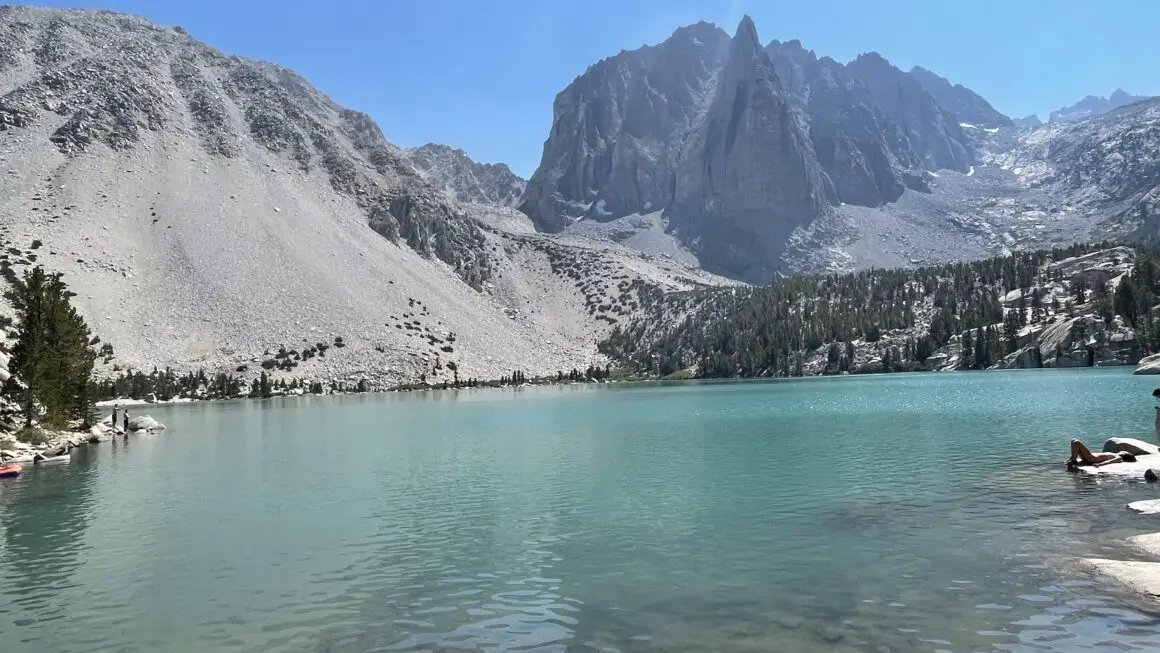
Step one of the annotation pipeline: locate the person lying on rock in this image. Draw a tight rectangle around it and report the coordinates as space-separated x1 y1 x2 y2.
1067 439 1137 468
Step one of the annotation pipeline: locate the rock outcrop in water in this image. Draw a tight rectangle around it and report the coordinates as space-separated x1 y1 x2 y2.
1134 353 1160 374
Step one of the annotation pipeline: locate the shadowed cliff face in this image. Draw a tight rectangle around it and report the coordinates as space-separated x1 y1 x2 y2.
669 17 834 283
909 65 1012 129
519 15 996 282
845 53 972 173
520 17 839 283
764 39 920 208
518 21 731 232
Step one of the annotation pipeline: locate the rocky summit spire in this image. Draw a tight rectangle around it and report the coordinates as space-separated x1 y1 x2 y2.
668 13 835 283
732 15 761 56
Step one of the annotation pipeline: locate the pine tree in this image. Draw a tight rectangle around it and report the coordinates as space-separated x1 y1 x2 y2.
1003 309 1020 351
1115 278 1140 326
974 326 987 370
1073 275 1089 304
3 267 99 428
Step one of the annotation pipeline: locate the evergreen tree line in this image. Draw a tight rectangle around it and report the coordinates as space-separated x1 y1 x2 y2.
2 267 100 429
94 367 368 400
96 363 615 401
556 366 612 382
599 243 1157 379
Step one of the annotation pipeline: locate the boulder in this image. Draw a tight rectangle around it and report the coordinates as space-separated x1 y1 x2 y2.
924 342 962 371
925 351 950 372
1130 532 1160 557
41 441 71 457
1076 457 1160 478
1082 559 1160 602
1103 437 1160 456
1136 353 1160 375
1040 314 1140 368
992 345 1043 369
128 415 166 431
1129 499 1160 513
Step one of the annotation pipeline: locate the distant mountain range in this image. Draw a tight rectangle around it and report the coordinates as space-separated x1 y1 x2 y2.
1049 89 1149 123
1011 89 1150 127
518 16 1158 282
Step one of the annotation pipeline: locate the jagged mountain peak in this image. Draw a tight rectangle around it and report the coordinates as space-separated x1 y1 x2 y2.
403 143 526 208
767 39 820 64
518 19 732 232
672 20 729 42
851 51 892 67
732 15 760 49
521 17 986 279
1013 114 1043 129
908 64 1011 127
1110 89 1137 104
1049 89 1150 123
846 52 971 171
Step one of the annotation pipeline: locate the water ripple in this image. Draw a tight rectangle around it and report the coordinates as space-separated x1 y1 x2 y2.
3 374 1160 652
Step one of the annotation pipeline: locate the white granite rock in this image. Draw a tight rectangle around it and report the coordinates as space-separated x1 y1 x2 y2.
1103 437 1160 456
1128 500 1160 514
1129 532 1160 556
1084 559 1160 601
1135 353 1160 374
1075 456 1160 478
128 415 166 431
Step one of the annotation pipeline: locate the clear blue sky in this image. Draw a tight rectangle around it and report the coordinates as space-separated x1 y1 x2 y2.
31 0 1160 177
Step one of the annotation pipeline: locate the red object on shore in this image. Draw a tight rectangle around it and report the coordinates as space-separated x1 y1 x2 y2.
0 463 23 478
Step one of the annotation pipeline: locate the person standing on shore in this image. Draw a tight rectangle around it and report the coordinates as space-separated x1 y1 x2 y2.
1153 389 1160 440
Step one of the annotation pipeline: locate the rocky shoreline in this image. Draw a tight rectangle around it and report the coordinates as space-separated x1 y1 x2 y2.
1065 435 1160 606
0 415 166 467
1082 526 1160 607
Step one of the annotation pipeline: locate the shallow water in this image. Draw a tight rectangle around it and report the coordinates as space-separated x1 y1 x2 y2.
3 370 1160 652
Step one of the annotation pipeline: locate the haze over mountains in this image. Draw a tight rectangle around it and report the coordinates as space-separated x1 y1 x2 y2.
0 5 1156 386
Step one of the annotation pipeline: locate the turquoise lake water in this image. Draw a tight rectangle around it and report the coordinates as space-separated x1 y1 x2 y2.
4 370 1160 652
